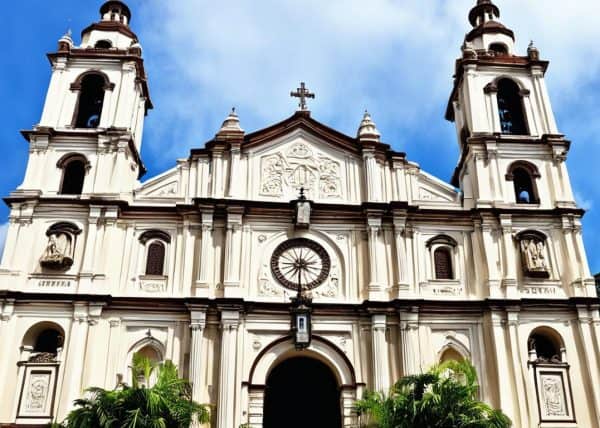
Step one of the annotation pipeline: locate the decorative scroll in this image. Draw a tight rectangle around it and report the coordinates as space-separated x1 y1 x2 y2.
259 143 341 199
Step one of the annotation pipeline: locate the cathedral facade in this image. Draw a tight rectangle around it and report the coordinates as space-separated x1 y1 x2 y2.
1 1 599 427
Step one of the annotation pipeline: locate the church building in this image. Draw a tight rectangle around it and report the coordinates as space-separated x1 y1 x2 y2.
1 1 599 427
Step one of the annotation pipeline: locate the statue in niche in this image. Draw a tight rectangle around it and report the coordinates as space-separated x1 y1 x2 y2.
40 233 73 270
541 376 567 417
518 232 550 278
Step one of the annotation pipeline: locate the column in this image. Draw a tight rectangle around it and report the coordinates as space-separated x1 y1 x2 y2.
81 303 105 390
371 314 389 393
576 306 600 419
393 214 409 295
79 206 102 293
217 310 240 428
489 310 517 422
228 144 242 198
0 300 16 408
367 216 384 301
0 218 19 269
399 308 420 375
572 220 596 296
481 215 502 297
520 90 539 136
499 214 518 298
99 86 114 128
181 217 199 296
195 209 213 297
505 309 530 428
363 151 381 202
224 209 244 298
211 150 224 198
188 306 207 404
58 303 91 418
104 318 122 389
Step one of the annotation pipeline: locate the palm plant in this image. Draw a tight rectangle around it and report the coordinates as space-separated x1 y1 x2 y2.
355 360 511 428
55 353 210 428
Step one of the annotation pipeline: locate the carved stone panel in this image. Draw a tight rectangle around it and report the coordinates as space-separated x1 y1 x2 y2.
517 231 550 279
17 365 59 419
259 143 342 200
532 363 575 423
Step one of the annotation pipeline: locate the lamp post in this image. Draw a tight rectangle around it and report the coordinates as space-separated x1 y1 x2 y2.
290 188 313 350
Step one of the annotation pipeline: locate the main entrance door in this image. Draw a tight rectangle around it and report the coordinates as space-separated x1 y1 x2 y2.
263 357 342 428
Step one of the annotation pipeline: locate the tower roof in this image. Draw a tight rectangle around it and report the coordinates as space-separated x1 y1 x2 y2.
100 1 132 23
468 0 500 27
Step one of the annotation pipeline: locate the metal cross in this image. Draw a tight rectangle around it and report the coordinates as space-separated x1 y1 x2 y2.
290 82 315 111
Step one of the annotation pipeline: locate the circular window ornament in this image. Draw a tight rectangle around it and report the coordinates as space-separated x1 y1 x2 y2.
270 238 331 291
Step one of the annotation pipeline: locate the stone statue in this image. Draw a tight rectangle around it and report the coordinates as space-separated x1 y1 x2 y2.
520 238 549 277
40 233 73 269
296 201 311 226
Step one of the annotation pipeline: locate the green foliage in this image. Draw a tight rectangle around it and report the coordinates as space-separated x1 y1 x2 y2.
56 353 210 428
355 360 512 428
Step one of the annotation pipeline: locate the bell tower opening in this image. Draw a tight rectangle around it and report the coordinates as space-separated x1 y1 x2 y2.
263 357 342 428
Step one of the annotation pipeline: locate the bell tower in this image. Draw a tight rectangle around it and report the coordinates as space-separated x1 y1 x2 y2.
15 0 152 199
446 0 575 210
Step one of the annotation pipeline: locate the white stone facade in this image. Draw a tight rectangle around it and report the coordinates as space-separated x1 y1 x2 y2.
1 1 599 427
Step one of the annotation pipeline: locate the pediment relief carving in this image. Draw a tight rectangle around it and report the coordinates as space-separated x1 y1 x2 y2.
259 141 343 201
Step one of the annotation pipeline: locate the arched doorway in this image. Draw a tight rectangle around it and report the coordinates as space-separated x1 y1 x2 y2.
263 357 342 428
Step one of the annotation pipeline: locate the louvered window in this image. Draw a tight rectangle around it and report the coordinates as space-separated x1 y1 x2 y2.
434 247 453 280
145 242 165 276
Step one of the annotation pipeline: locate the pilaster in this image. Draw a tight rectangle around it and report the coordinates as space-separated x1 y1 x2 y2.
505 308 529 428
224 207 244 298
217 309 241 428
195 209 214 297
576 305 600 420
366 213 384 301
499 214 518 298
370 313 389 393
187 305 208 406
399 307 420 375
393 213 410 296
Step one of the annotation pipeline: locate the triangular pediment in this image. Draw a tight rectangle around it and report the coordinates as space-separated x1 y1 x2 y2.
243 111 364 155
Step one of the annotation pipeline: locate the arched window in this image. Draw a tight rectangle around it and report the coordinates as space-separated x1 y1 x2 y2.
95 40 112 49
74 74 106 128
489 43 508 55
529 333 561 363
506 161 540 204
60 159 86 195
33 329 63 354
514 168 534 203
440 347 464 363
434 248 454 280
497 79 527 135
427 235 458 281
145 241 166 276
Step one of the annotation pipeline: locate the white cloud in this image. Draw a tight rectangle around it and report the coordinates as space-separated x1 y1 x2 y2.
133 0 600 169
0 222 8 261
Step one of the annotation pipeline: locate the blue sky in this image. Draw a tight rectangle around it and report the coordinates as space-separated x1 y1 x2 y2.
1 0 600 274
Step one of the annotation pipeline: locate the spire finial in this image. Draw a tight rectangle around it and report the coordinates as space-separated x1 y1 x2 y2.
468 0 500 27
218 107 244 134
357 110 381 142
